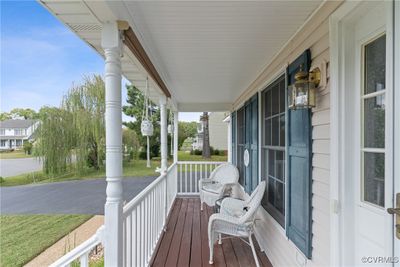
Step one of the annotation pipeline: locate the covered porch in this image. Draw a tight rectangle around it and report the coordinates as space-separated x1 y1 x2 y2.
39 0 400 266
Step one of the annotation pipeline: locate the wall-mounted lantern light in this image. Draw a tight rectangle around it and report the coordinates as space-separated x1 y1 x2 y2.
288 65 321 109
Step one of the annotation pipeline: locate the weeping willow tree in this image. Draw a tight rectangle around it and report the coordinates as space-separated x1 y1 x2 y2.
36 107 74 175
37 76 105 176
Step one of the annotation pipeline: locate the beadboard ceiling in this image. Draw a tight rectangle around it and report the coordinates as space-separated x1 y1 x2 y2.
39 0 322 111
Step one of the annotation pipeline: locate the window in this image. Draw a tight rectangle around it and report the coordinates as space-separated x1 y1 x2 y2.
0 129 4 136
14 129 26 136
362 34 386 207
16 139 22 147
261 74 286 227
0 140 6 147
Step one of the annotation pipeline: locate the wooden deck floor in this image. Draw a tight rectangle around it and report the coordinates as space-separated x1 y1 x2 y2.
151 197 273 267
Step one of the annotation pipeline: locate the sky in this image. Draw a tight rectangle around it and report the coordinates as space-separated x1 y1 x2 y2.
0 1 201 122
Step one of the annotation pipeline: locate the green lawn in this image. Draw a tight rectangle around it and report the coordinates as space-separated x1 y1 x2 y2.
177 151 227 162
0 215 91 267
0 150 33 159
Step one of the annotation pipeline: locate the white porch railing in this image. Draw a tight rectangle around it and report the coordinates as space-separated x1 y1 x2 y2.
122 163 177 267
50 161 226 267
177 161 226 195
49 226 104 267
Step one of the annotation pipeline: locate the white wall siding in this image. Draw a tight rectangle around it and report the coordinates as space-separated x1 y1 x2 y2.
234 1 343 266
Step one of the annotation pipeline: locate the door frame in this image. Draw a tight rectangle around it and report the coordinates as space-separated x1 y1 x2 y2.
330 1 396 266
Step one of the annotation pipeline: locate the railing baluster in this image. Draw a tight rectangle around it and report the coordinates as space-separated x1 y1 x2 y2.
195 164 198 193
79 253 88 267
189 163 193 193
184 163 188 193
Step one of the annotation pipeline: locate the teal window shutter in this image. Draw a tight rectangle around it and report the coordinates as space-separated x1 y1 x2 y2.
286 50 313 258
231 111 237 165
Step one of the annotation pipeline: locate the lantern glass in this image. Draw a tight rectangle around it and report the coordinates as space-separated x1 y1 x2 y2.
288 81 316 109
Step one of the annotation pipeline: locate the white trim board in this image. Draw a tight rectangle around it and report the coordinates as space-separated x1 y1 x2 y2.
329 1 396 265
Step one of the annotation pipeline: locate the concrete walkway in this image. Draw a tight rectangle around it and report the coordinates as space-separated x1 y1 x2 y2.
0 157 42 177
0 176 157 215
24 215 104 267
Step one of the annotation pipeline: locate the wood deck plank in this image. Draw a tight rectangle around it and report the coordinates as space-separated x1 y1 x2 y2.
151 198 272 267
200 202 211 267
221 238 240 267
164 198 188 267
177 198 195 267
151 198 182 267
206 206 226 267
231 237 256 267
190 198 202 267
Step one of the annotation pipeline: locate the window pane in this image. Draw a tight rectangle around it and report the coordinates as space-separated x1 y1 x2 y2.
268 150 275 177
272 86 279 115
363 152 385 207
266 90 272 118
279 79 286 113
276 151 285 182
364 35 386 95
265 119 271 146
272 116 279 146
364 95 385 148
276 181 285 214
268 178 275 207
279 115 285 146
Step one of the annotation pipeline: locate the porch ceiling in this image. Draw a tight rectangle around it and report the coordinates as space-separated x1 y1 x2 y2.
39 0 322 111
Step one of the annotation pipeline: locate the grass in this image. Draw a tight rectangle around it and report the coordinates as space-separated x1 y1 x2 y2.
0 159 161 187
0 152 227 187
177 151 227 162
0 215 91 267
0 150 33 159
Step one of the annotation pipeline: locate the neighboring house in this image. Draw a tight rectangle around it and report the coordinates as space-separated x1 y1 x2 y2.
40 1 400 267
0 119 39 150
192 112 228 151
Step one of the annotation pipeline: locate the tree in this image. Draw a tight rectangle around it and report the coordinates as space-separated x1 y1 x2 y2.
201 112 211 158
36 107 74 175
178 121 198 149
0 112 11 121
9 108 38 120
122 128 140 160
123 85 162 158
36 76 105 175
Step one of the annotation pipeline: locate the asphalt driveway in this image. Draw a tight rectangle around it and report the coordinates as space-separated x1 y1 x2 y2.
0 158 43 177
0 176 157 215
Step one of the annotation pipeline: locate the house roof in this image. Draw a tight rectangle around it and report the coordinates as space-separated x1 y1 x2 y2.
0 119 38 129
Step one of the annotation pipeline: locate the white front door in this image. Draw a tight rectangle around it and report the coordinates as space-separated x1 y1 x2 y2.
339 1 399 266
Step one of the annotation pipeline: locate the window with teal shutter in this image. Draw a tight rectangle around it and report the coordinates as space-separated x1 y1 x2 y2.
231 111 237 165
286 50 313 258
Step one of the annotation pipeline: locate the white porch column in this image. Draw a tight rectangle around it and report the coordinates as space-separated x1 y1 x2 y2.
160 96 168 172
173 111 179 163
101 21 123 267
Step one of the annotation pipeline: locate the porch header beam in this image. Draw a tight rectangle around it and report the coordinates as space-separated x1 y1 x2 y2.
123 28 171 98
178 102 232 112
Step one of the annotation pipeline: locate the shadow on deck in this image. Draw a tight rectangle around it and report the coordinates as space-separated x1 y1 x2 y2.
151 197 273 267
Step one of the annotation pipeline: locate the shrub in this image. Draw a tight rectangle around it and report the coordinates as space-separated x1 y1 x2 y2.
138 151 147 160
213 149 220 155
23 141 33 155
0 176 4 183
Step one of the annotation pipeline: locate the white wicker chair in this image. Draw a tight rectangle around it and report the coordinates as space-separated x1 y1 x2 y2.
208 181 266 267
199 163 239 211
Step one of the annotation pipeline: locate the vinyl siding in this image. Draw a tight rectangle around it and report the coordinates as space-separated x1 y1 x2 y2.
232 1 343 266
208 112 229 150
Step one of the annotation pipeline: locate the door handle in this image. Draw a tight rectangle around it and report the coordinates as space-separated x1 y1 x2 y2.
388 193 400 239
387 208 400 216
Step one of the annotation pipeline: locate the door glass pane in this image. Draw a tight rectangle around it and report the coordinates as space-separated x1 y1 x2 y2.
364 152 385 207
272 87 279 115
271 116 279 146
361 35 386 208
364 35 386 94
364 95 385 148
265 119 271 146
